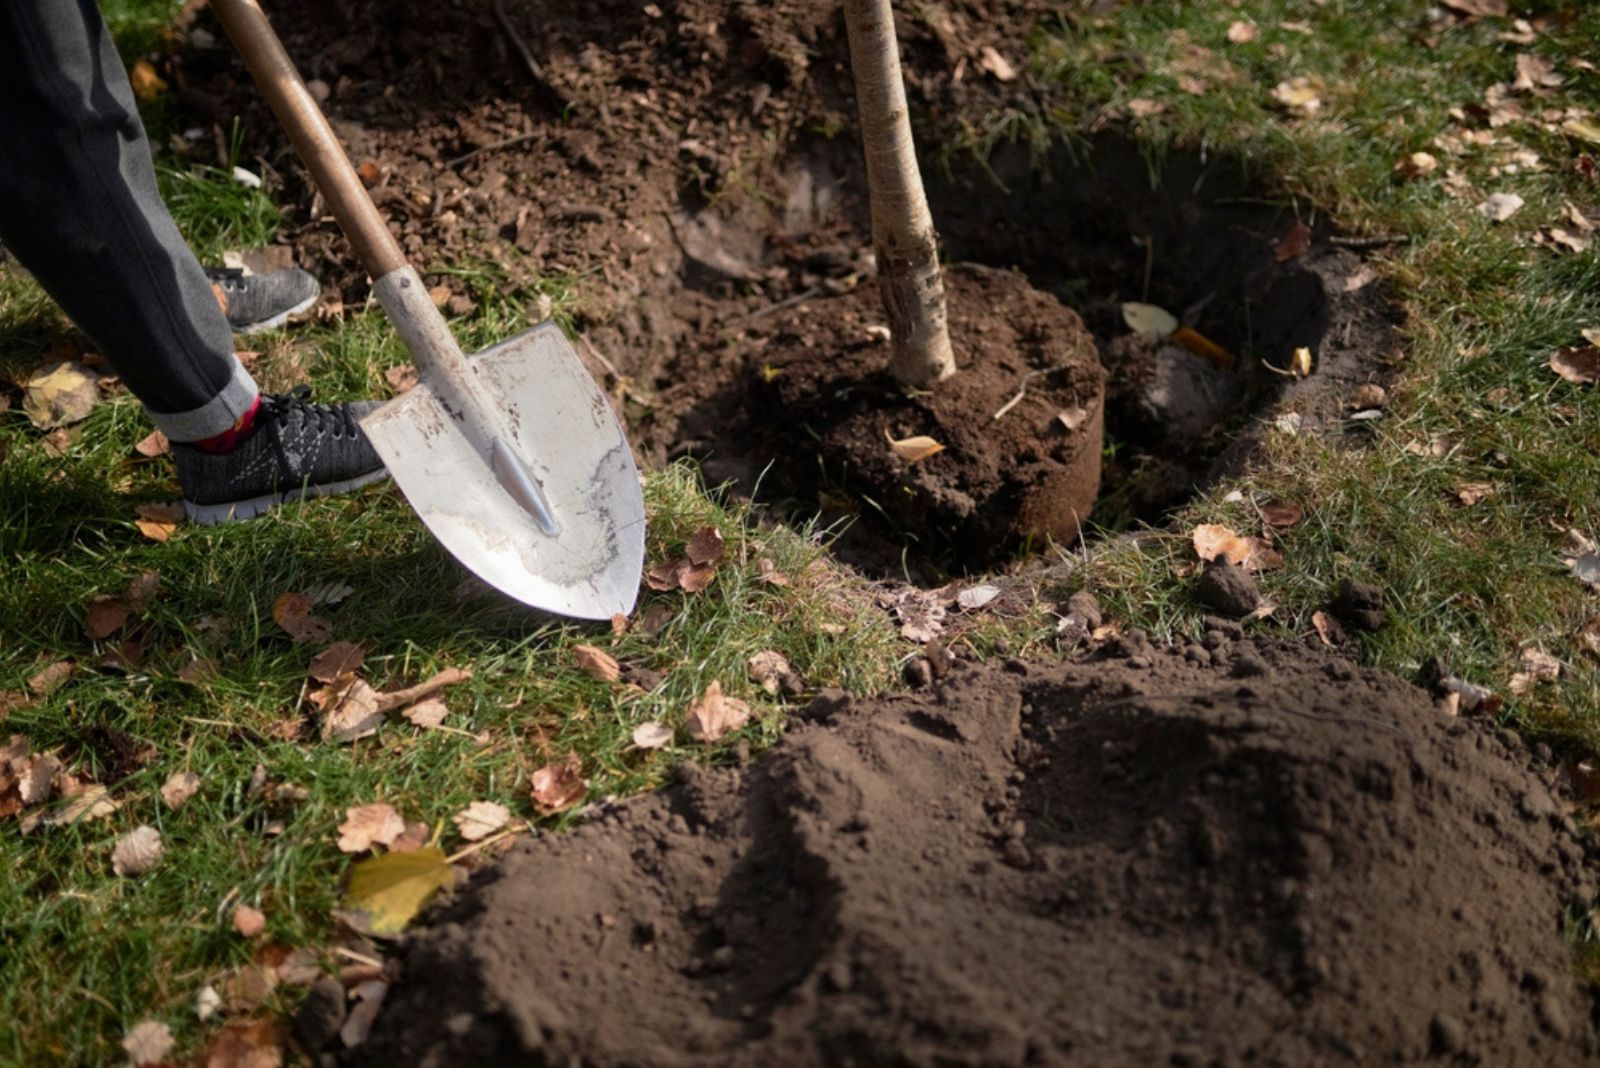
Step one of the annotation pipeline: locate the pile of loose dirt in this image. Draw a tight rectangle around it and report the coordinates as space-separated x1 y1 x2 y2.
353 638 1599 1066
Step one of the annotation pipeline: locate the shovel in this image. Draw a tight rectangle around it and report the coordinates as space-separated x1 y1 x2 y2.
211 0 645 620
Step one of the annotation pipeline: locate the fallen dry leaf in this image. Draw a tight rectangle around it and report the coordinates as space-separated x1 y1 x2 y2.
631 722 673 749
1574 617 1600 659
1259 501 1304 529
323 680 383 744
530 753 586 815
272 592 332 644
1508 646 1561 696
1192 524 1282 572
134 429 170 458
1225 19 1257 43
337 802 406 853
1311 610 1346 647
233 904 267 938
384 365 418 394
22 361 99 429
747 650 794 696
453 800 510 842
122 1020 175 1066
1550 345 1600 384
1477 192 1524 222
1273 221 1313 262
1514 53 1562 92
160 770 202 810
1440 0 1508 16
978 45 1016 82
886 433 945 464
1126 98 1165 119
1121 301 1178 337
574 644 621 683
401 697 449 729
389 820 431 853
645 557 717 593
84 596 131 641
344 849 452 937
27 661 74 696
1349 383 1388 410
1270 76 1323 114
1056 407 1090 432
1455 481 1495 506
1394 151 1439 181
308 641 365 683
685 526 726 566
128 58 167 101
194 984 222 1023
685 680 752 743
133 501 185 541
38 783 117 828
196 1016 280 1068
112 825 164 877
341 979 388 1049
1290 347 1313 377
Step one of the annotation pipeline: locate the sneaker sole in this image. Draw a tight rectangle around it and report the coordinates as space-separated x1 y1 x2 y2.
231 291 320 335
183 467 390 525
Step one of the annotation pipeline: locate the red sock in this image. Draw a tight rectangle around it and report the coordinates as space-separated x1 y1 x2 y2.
190 396 262 455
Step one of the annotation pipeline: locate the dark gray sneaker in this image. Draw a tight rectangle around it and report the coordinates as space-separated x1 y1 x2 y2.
205 267 321 334
174 389 389 524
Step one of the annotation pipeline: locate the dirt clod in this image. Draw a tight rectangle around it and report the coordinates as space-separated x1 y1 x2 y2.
1333 577 1387 630
1195 559 1261 617
355 642 1597 1067
292 978 346 1054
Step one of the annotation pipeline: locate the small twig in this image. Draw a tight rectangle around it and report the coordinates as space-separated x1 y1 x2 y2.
445 825 526 864
492 0 572 111
728 286 822 328
1329 233 1411 250
444 131 540 170
335 946 386 968
992 366 1067 421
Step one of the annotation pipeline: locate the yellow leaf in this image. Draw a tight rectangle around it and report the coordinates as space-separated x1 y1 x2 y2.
885 433 946 463
22 361 99 430
1291 346 1313 377
1120 302 1178 338
129 60 168 102
343 846 453 935
1563 118 1600 146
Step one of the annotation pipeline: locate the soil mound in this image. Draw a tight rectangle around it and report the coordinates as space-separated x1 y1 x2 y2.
355 640 1599 1066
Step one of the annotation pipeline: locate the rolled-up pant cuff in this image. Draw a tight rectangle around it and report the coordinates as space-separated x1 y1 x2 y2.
147 360 260 441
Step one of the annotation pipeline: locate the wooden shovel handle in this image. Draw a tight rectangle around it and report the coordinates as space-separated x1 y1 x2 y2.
211 0 407 278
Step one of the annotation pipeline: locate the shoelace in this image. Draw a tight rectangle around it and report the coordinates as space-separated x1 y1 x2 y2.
262 386 357 442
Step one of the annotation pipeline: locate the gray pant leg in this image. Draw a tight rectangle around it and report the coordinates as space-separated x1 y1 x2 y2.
0 0 258 440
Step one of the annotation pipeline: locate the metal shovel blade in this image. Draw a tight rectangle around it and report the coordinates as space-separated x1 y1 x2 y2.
359 323 645 620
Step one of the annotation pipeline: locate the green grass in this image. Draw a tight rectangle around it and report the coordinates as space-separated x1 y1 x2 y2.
4 0 1600 1060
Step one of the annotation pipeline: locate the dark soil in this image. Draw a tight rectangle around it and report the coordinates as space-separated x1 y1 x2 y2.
354 640 1599 1067
172 0 1397 575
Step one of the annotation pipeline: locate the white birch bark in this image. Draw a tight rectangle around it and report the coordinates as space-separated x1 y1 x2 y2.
842 0 956 387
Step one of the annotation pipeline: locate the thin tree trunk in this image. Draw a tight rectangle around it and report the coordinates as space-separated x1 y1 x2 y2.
842 0 956 387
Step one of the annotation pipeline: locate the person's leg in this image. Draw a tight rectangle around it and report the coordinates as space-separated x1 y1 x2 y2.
0 0 257 441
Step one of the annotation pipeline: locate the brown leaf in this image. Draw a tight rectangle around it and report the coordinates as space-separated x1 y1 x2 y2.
401 697 449 729
1575 616 1600 659
1349 383 1388 410
160 770 202 810
1225 20 1258 43
644 558 717 593
125 571 161 612
22 361 100 429
1270 76 1323 114
1508 646 1561 696
747 650 793 696
1394 151 1439 180
134 429 170 458
453 800 511 841
610 613 629 636
111 825 164 876
1273 222 1313 262
27 661 74 696
530 753 586 816
389 820 431 853
754 559 789 587
198 1016 281 1068
323 680 383 744
272 592 333 644
1191 524 1282 572
885 433 946 463
1454 481 1495 506
1311 610 1345 647
677 562 717 593
84 597 130 641
233 904 267 938
1514 53 1562 92
977 45 1017 82
1550 345 1600 384
337 802 407 853
133 501 185 542
341 980 388 1049
384 365 418 394
1259 501 1304 529
685 680 752 743
308 641 365 683
1440 0 1507 16
685 526 726 566
574 644 621 683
